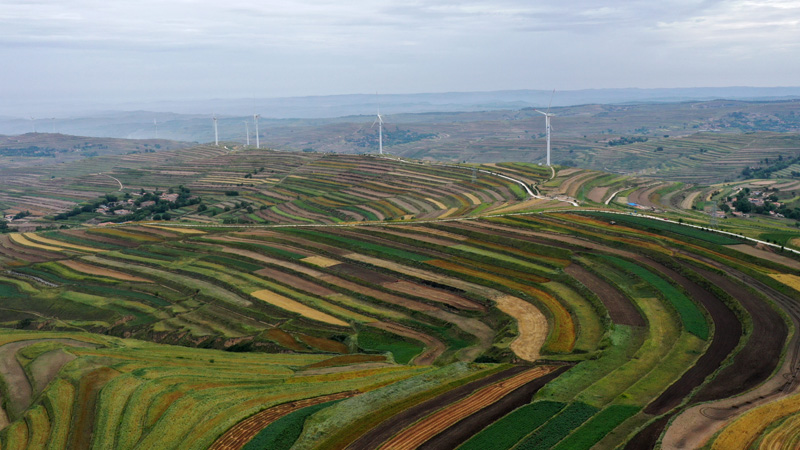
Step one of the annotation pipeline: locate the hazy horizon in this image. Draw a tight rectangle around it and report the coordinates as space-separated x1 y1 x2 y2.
2 0 799 116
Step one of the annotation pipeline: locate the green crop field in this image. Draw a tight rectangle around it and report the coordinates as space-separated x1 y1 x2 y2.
2 132 800 450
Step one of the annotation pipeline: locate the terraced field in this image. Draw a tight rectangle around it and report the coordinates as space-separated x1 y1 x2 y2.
3 149 800 449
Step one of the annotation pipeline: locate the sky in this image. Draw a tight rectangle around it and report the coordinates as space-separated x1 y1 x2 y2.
1 0 799 113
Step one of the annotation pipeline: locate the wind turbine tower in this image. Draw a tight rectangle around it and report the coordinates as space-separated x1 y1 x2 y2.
254 114 261 149
213 115 219 146
244 121 250 146
535 90 556 166
154 118 158 139
373 107 384 155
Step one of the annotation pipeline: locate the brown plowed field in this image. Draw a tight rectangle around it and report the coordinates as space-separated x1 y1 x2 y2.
587 186 610 203
378 366 558 450
208 391 357 450
419 365 570 450
254 267 336 297
565 263 644 326
639 259 741 415
691 267 786 402
383 281 484 311
346 366 531 450
59 260 152 282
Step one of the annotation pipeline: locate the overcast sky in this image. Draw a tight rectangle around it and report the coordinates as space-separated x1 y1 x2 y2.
1 0 799 112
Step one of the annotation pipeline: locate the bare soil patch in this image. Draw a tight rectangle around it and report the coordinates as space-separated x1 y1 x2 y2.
728 244 800 271
587 186 610 203
383 281 484 311
565 263 644 326
29 349 77 396
255 267 336 297
0 338 96 421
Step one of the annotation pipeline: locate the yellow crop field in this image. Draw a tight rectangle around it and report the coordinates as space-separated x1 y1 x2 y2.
144 225 206 235
22 233 100 252
770 273 800 293
425 198 447 209
463 193 481 205
250 289 349 327
8 233 63 251
713 392 800 449
494 295 548 361
302 255 341 268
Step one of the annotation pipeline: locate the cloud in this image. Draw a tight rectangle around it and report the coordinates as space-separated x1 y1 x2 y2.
0 0 797 110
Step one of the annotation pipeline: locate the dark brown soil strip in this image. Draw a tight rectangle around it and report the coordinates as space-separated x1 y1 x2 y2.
637 259 741 415
417 365 570 450
565 263 644 326
346 365 530 450
623 414 669 450
690 267 787 402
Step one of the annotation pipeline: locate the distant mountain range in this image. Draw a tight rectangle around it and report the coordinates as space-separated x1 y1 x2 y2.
2 87 799 140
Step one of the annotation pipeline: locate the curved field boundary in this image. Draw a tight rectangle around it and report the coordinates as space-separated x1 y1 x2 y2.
660 264 793 450
22 233 100 252
58 260 152 283
711 392 800 450
756 412 800 449
419 366 569 450
250 290 350 327
377 366 558 450
494 295 548 361
346 366 531 450
8 233 63 252
564 264 644 327
366 322 445 366
208 391 357 450
0 339 96 422
638 259 740 415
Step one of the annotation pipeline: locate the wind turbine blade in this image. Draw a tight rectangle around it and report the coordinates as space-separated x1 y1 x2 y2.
546 89 556 114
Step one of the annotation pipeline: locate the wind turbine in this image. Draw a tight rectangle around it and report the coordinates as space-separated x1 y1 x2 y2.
154 118 158 139
535 90 556 166
254 114 260 149
213 115 219 146
244 120 250 146
372 104 384 155
30 117 36 133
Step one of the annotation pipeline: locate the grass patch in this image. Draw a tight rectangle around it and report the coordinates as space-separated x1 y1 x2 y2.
600 255 709 340
357 328 425 364
515 402 600 449
242 400 342 450
458 400 566 450
552 404 640 450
